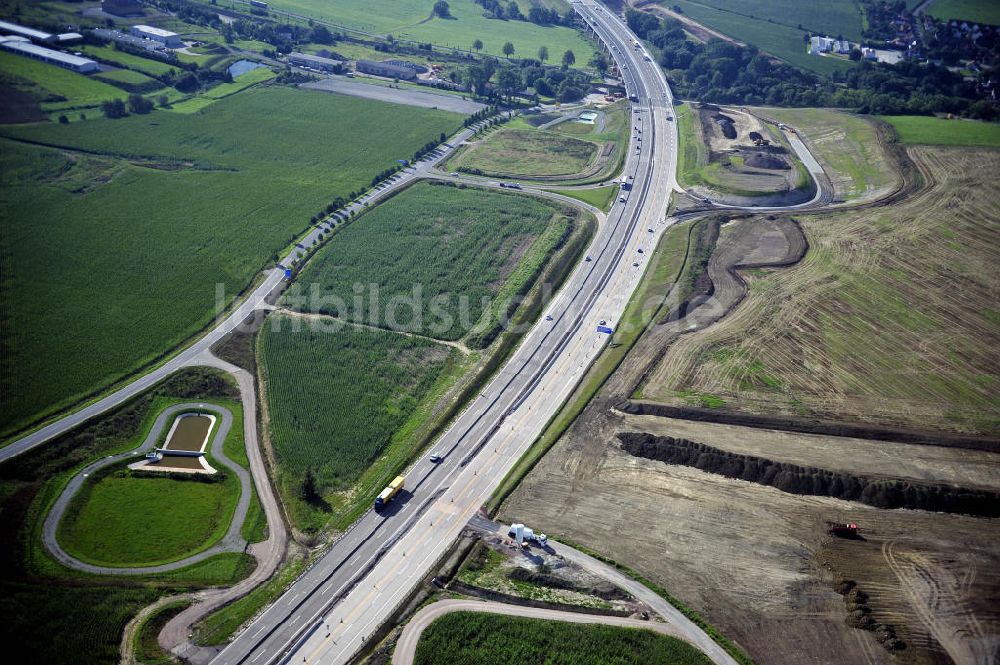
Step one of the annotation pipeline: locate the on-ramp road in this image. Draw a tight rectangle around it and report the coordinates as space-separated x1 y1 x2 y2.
209 3 686 664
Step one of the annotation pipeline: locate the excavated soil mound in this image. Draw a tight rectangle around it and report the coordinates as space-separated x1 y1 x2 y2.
744 152 788 170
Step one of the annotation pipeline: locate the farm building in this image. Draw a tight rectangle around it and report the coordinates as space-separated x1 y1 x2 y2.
130 24 182 48
288 52 342 73
356 59 417 80
0 38 99 73
809 35 851 55
0 19 53 43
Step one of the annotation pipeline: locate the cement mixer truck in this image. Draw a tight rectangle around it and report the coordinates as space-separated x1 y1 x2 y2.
507 523 547 547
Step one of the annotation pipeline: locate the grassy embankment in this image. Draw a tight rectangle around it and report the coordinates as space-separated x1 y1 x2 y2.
664 0 858 76
545 184 620 211
251 0 594 61
881 114 1000 147
643 147 1000 435
449 102 629 183
0 369 258 665
266 182 572 533
413 611 713 665
0 87 463 441
761 107 897 200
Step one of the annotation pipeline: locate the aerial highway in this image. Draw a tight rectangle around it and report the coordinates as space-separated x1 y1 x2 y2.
207 3 701 664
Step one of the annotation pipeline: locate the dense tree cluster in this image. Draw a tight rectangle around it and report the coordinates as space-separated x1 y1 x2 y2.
472 0 573 27
461 57 589 101
625 8 998 119
618 432 1000 517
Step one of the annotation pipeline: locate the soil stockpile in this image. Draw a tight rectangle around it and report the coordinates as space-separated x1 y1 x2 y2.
618 432 1000 518
744 152 788 170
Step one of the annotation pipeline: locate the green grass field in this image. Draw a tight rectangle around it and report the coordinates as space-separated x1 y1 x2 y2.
0 87 463 440
79 45 181 77
413 611 713 665
259 317 457 530
666 0 855 76
93 68 163 88
674 103 706 188
881 115 1000 146
927 0 1000 25
247 0 594 62
761 107 897 200
455 128 599 176
545 184 619 211
59 464 239 567
0 51 126 109
284 182 563 342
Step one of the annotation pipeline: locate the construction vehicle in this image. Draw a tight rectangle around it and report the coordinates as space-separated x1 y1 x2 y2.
508 523 547 547
374 475 405 510
827 521 859 538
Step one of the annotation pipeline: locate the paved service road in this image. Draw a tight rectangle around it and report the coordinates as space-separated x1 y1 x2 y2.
210 3 682 664
302 78 486 114
390 599 703 665
43 402 251 575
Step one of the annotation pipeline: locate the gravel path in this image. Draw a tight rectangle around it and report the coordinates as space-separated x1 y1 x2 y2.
42 401 252 575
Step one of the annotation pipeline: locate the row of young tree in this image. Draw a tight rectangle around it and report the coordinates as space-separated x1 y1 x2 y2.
626 8 998 120
618 432 1000 517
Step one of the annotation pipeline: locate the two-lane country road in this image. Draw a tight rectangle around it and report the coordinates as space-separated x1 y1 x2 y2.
208 3 691 664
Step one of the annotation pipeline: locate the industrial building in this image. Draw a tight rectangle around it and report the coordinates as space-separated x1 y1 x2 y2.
356 59 417 80
0 20 83 45
129 24 182 48
0 38 99 73
288 52 342 73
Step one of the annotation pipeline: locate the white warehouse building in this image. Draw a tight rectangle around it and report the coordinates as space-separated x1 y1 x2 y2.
0 37 99 73
129 24 182 48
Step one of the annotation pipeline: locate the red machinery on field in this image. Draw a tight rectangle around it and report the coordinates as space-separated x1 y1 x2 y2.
828 522 859 537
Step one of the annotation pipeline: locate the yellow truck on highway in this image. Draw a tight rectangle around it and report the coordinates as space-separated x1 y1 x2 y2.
374 475 405 510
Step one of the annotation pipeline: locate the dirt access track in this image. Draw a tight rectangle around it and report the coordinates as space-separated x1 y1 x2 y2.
501 140 1000 664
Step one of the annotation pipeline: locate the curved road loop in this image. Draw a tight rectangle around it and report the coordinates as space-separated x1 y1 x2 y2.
43 401 251 575
391 599 703 665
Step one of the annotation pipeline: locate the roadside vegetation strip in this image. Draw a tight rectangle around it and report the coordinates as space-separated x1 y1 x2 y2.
544 184 620 212
880 114 1000 147
193 552 308 647
674 103 706 189
487 220 693 514
0 87 464 441
408 607 713 665
0 369 255 665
